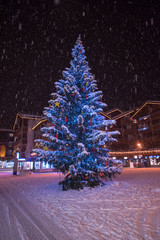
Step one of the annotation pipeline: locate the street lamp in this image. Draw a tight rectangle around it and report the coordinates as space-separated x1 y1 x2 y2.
137 142 142 150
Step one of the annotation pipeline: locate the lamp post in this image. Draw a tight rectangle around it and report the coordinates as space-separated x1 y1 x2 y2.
136 142 142 167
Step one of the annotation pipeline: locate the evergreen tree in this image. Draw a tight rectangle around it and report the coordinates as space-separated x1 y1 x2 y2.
33 36 119 175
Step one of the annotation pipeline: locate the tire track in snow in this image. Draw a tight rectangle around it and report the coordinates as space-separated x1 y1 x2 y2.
0 184 72 240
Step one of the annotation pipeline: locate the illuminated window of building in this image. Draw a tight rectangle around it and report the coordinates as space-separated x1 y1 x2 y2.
139 115 149 121
0 145 6 157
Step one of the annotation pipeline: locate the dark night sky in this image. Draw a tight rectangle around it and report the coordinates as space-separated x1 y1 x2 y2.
0 0 160 129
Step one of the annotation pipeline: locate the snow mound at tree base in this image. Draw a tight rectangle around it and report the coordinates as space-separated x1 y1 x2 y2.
59 166 122 191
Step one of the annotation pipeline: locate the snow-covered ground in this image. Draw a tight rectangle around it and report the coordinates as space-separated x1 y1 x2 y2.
0 168 160 240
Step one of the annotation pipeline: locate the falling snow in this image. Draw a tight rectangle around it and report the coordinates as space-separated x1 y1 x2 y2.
0 0 160 129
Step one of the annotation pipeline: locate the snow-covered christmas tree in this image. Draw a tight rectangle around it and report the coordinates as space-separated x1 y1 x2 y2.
34 36 121 188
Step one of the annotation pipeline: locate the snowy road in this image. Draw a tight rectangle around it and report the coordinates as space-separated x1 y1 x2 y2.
0 174 71 240
0 168 160 240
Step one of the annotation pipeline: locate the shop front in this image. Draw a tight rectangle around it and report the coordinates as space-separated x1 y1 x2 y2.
110 149 160 168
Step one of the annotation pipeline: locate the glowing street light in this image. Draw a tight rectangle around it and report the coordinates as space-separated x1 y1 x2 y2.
137 142 142 150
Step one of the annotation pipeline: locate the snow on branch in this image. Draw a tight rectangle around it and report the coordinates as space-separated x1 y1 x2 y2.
48 98 67 106
42 134 58 142
71 86 81 99
90 97 101 104
58 79 66 84
76 151 89 162
94 101 107 108
55 81 64 90
41 126 56 133
78 115 84 126
33 148 59 160
43 111 56 122
87 91 102 100
77 143 86 151
82 105 96 118
94 108 103 114
62 125 76 140
101 131 120 144
76 143 89 162
87 130 106 143
102 119 116 127
109 130 120 136
51 93 59 99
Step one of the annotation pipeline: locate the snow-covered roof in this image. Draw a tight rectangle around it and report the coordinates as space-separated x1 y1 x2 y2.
131 100 160 119
32 118 47 130
13 113 43 129
113 109 135 120
105 108 123 114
